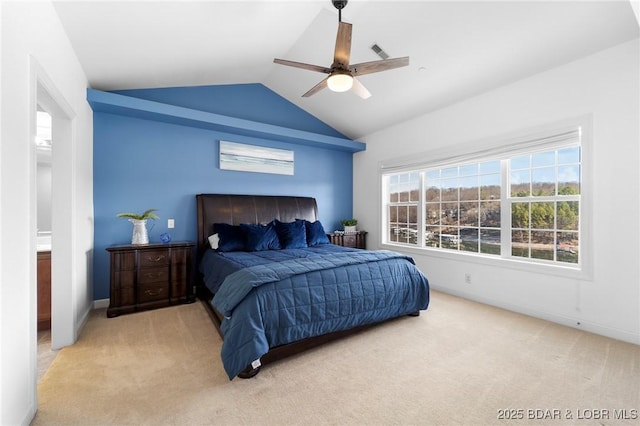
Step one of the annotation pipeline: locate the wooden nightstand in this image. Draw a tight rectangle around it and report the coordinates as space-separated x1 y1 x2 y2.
106 241 195 318
327 231 367 249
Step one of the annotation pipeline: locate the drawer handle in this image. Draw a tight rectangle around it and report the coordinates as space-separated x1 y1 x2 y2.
146 255 166 263
144 289 163 296
143 272 164 280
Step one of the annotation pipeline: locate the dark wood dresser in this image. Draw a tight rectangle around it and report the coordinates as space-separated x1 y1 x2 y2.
106 241 195 318
37 251 52 331
327 231 367 249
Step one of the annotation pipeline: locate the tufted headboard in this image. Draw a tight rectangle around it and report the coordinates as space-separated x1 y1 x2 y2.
195 194 319 259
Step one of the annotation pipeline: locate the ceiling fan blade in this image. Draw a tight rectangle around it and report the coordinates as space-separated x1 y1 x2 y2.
351 78 371 99
350 56 410 76
274 58 331 74
302 77 329 98
332 21 352 68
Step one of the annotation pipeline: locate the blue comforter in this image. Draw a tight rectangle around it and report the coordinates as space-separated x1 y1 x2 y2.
200 245 429 379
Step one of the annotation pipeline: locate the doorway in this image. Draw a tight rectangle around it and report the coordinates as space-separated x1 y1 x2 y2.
35 108 56 379
34 69 76 353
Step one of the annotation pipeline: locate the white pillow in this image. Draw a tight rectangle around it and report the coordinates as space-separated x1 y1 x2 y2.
208 233 220 249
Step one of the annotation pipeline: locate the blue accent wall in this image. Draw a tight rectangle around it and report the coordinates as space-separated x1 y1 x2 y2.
92 84 355 300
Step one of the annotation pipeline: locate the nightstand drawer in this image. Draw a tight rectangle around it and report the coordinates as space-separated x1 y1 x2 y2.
137 283 168 303
138 266 169 284
328 231 367 249
139 250 170 267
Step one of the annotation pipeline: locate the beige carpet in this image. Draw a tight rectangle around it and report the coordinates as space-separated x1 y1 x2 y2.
34 291 639 425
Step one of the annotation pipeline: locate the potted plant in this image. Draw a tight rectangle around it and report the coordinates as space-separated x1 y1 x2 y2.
117 209 159 245
341 218 358 233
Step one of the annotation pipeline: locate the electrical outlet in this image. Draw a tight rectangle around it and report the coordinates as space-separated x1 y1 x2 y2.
168 219 175 229
464 273 471 284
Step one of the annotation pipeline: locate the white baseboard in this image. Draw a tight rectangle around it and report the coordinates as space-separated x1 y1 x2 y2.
93 298 109 309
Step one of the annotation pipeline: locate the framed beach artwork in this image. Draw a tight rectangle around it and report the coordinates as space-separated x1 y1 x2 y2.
219 141 294 175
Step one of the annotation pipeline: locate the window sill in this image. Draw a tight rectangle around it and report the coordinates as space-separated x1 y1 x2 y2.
381 242 592 281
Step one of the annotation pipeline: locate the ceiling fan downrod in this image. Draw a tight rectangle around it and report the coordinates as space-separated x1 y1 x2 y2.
332 0 348 22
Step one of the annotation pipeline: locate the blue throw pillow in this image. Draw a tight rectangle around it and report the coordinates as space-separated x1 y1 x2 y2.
213 223 245 252
240 222 281 251
275 219 307 249
305 220 330 246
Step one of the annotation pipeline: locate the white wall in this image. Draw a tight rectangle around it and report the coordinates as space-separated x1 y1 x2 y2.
354 39 640 345
0 1 93 424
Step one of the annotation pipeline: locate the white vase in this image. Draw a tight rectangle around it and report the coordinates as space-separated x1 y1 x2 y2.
344 225 357 233
130 219 149 245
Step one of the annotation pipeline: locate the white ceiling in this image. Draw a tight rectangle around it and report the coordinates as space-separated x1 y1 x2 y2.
53 0 639 140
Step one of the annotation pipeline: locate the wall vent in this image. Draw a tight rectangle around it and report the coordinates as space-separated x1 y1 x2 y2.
370 43 389 60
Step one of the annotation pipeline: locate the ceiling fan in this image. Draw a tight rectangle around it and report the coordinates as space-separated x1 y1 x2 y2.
273 0 409 99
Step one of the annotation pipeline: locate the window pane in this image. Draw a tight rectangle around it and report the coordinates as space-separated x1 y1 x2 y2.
441 231 459 250
532 151 555 167
441 202 458 226
408 205 418 224
531 201 554 229
389 205 398 222
480 173 500 200
557 201 579 231
398 205 408 223
532 167 556 196
409 172 420 202
459 164 477 177
425 181 440 202
512 230 529 258
531 231 554 260
441 178 458 201
388 205 398 242
558 165 580 195
480 229 501 255
460 227 478 252
510 170 530 197
425 203 440 225
459 176 479 201
425 226 440 248
480 201 501 227
511 202 530 228
442 167 458 178
511 155 530 170
480 160 500 174
406 224 418 245
426 170 440 180
558 146 580 164
459 202 478 226
557 231 579 264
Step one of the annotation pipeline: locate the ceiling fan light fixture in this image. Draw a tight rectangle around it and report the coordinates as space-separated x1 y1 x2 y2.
327 72 353 92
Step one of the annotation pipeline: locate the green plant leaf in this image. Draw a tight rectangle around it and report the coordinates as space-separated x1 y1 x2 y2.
117 209 159 220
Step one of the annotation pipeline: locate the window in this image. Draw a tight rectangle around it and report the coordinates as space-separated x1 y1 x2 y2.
424 161 501 255
381 122 586 271
509 147 580 264
388 172 419 244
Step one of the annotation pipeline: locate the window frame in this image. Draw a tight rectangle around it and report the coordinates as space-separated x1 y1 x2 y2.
378 116 592 280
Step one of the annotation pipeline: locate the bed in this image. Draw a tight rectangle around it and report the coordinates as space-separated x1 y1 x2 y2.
196 194 430 380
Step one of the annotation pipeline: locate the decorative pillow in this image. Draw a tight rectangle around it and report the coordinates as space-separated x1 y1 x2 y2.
275 219 307 249
208 233 220 249
240 222 281 251
213 223 245 252
304 220 330 246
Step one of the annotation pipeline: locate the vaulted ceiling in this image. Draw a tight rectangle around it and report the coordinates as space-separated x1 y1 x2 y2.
53 1 639 140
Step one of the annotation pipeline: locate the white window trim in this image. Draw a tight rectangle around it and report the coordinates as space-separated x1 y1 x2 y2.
379 115 593 281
